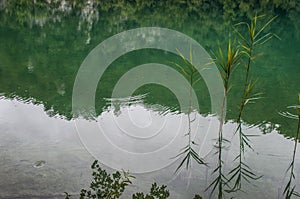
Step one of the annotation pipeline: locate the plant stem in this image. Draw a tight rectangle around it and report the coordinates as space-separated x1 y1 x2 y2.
218 92 226 199
286 112 300 198
238 43 253 123
174 59 206 173
188 73 193 147
232 34 254 192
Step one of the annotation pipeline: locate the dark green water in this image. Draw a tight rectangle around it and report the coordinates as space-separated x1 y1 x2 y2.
0 1 299 198
0 1 299 135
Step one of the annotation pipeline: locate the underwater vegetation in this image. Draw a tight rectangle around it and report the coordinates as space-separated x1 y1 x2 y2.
65 160 204 199
64 160 172 199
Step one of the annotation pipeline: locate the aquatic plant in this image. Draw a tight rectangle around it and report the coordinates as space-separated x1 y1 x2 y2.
132 183 170 199
279 94 300 199
172 48 206 173
205 40 240 199
65 160 171 199
65 160 134 199
226 15 278 192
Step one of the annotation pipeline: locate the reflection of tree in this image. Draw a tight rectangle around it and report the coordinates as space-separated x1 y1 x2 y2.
77 0 99 44
2 0 300 37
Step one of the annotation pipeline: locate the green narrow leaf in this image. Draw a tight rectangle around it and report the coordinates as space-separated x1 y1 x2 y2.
254 15 278 40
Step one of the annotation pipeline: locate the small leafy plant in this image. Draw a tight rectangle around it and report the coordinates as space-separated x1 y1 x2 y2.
65 160 171 199
65 160 134 199
132 183 170 199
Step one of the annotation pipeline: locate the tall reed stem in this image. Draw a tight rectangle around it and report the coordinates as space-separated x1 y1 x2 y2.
227 15 277 192
206 40 240 199
283 95 300 198
173 49 206 173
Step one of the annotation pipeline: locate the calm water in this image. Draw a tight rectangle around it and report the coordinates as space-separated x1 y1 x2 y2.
0 1 299 198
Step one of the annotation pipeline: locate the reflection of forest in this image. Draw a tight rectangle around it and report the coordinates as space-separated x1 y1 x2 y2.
1 0 300 34
0 0 299 137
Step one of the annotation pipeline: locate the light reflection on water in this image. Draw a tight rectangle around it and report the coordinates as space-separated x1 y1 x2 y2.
0 97 299 198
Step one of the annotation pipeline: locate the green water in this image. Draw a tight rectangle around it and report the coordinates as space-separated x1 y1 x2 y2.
0 1 300 198
0 1 299 135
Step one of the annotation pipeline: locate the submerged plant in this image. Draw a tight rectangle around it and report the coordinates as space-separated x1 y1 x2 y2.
65 160 170 199
206 40 240 199
132 183 170 199
226 14 278 192
65 160 134 199
280 94 300 199
172 48 206 172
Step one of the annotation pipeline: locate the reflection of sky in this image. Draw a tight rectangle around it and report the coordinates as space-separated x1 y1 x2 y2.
0 98 299 198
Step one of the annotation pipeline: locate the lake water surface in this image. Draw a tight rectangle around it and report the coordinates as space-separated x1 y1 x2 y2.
0 1 300 198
